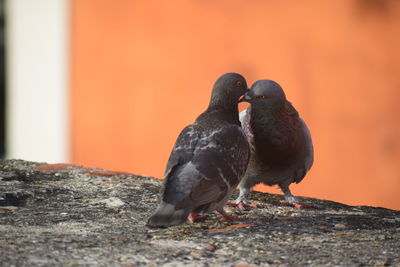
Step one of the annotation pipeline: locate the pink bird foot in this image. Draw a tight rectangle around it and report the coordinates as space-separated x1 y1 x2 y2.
188 213 207 223
226 201 257 210
293 203 313 209
279 201 312 209
218 210 243 223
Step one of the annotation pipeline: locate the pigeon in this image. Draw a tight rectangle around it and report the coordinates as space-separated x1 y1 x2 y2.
231 79 314 209
146 73 250 227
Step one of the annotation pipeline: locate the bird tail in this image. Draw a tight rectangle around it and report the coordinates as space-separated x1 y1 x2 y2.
146 201 191 228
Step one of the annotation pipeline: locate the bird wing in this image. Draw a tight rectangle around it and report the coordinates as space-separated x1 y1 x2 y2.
162 123 249 209
163 125 199 179
192 124 250 188
293 118 314 183
161 125 202 205
300 118 314 172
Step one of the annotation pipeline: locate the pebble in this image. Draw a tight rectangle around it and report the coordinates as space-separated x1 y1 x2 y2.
0 206 18 212
99 197 125 208
334 223 347 229
191 251 205 257
206 245 216 252
376 235 386 241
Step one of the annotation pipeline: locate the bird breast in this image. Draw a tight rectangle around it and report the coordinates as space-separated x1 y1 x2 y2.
253 116 302 170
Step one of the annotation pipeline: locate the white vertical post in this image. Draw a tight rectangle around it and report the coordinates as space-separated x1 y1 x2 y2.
6 0 69 162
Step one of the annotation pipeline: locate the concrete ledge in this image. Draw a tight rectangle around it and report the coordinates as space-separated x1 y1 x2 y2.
1 159 399 266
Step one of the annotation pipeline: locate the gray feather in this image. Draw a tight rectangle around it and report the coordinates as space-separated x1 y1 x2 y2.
300 118 314 173
146 201 190 228
237 79 314 204
147 73 250 227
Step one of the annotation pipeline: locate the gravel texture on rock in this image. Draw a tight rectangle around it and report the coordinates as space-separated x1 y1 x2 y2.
0 159 399 266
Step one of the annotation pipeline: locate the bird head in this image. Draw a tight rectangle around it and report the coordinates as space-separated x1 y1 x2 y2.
239 80 286 107
209 73 249 109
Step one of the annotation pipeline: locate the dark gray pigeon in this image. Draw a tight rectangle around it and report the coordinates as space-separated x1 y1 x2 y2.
232 79 314 209
146 73 250 227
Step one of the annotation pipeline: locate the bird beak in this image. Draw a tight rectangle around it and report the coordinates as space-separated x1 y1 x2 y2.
238 89 251 103
238 89 250 103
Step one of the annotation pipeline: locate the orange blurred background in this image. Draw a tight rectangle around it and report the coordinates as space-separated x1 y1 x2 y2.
71 0 400 210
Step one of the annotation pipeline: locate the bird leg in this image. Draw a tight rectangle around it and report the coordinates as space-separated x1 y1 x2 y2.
226 187 257 210
217 209 243 223
280 187 312 209
187 213 207 223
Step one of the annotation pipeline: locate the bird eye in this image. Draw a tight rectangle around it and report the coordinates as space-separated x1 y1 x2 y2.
235 81 243 87
257 95 267 99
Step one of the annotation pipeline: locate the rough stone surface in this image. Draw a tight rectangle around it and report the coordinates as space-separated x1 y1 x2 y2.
0 159 399 267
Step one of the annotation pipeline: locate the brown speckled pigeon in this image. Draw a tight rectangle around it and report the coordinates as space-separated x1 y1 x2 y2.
146 73 250 227
231 79 314 209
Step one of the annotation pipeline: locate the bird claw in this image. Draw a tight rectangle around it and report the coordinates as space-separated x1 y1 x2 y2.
226 201 257 210
293 203 312 209
240 202 257 209
279 200 312 209
225 202 239 207
188 213 207 223
218 209 243 223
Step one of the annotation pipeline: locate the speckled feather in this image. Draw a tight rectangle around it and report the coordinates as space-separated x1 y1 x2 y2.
147 73 250 227
164 116 249 211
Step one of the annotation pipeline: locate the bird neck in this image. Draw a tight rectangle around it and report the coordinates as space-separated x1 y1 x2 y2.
251 103 284 123
209 93 239 113
203 102 240 125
